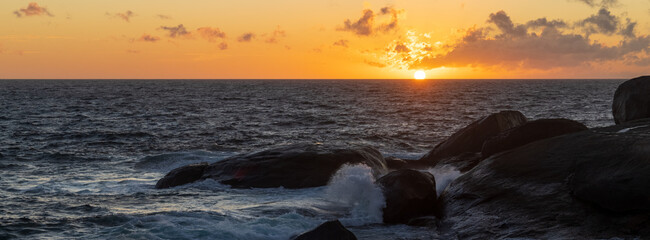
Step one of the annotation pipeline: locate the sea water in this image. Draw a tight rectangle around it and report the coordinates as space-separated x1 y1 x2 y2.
0 79 621 239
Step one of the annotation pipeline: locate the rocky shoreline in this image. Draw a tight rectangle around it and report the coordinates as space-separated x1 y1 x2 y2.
158 76 650 239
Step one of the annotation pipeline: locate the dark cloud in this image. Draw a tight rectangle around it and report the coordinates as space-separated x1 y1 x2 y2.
13 2 53 17
196 27 226 42
160 24 190 38
265 27 286 43
111 11 135 22
238 33 255 42
620 19 637 38
580 8 619 35
340 9 374 36
338 6 403 36
333 39 349 48
377 7 402 33
409 9 650 70
138 34 160 42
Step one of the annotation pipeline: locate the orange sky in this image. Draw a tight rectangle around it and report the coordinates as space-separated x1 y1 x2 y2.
0 0 649 79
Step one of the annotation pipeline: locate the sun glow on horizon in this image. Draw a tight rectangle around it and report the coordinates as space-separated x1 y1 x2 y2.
414 70 426 80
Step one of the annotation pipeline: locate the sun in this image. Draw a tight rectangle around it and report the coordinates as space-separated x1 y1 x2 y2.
414 70 426 80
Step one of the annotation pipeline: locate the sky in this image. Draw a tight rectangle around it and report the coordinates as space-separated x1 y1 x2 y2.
0 0 649 79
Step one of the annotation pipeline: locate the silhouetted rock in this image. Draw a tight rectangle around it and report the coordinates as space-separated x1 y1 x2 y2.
407 216 439 227
155 162 208 189
439 119 650 239
291 220 357 240
417 110 527 167
613 76 650 124
385 156 408 169
435 152 482 173
481 118 588 158
156 144 387 189
377 169 438 224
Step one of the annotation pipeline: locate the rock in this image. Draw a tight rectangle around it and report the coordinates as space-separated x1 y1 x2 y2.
155 162 208 189
613 76 650 124
385 156 408 169
291 220 357 240
156 144 388 189
377 169 438 224
439 119 650 239
481 118 588 158
434 152 483 173
407 216 439 227
418 111 526 166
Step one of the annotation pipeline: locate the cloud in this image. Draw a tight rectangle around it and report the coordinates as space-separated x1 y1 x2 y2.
138 34 160 42
160 24 190 38
156 14 172 20
196 27 226 42
400 9 650 70
13 2 53 17
365 60 387 68
265 26 286 43
219 42 228 50
333 39 349 47
110 10 135 22
572 0 618 8
338 6 403 36
238 33 255 42
579 8 619 35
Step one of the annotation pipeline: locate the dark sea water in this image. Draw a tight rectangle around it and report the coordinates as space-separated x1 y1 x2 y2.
0 79 622 239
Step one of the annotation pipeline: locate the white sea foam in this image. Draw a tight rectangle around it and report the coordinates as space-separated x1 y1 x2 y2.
324 164 386 226
426 166 462 196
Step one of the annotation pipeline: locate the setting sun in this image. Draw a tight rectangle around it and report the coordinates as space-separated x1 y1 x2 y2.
414 71 426 80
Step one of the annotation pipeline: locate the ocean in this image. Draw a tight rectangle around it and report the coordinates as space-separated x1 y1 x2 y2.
0 79 622 239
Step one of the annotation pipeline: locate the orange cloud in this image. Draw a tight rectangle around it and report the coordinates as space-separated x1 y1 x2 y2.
264 26 286 43
160 24 190 38
238 33 255 42
138 34 160 42
398 9 650 70
110 11 135 22
13 2 53 17
338 6 403 36
196 27 226 42
333 39 349 48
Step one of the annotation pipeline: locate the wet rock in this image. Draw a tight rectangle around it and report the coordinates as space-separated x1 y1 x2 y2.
613 76 650 124
418 111 526 166
377 169 438 224
434 152 483 173
385 156 408 170
291 220 357 240
440 119 650 239
481 118 588 158
155 162 208 189
156 144 387 189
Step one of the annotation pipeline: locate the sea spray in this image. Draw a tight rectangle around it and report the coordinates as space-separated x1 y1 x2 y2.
426 166 462 196
324 164 385 226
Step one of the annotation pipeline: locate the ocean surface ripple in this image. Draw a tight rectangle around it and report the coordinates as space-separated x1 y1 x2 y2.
0 79 621 239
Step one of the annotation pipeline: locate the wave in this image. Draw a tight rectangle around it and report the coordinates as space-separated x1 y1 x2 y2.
425 165 462 196
135 151 234 172
324 164 385 226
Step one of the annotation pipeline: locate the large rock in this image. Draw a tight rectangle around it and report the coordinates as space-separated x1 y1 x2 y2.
155 162 208 189
291 220 357 240
613 76 650 124
156 144 388 189
417 111 527 166
377 169 438 224
481 118 588 158
439 119 650 239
